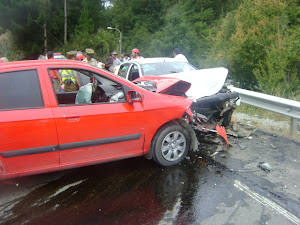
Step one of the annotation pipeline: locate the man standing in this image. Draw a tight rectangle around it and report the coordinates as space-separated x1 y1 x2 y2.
109 51 121 72
47 51 62 92
173 48 188 63
131 48 144 60
61 51 81 92
83 48 97 67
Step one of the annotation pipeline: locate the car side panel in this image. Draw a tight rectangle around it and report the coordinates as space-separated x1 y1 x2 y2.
51 103 146 165
0 66 59 179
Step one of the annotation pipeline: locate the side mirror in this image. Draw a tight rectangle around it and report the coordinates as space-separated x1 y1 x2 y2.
126 90 143 103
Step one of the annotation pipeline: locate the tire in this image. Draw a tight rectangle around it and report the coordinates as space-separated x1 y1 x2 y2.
152 124 190 166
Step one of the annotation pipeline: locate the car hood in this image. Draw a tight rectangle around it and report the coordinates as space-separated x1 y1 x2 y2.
160 67 228 99
134 76 191 95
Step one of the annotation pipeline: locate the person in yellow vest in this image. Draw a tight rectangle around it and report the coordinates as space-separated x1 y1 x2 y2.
83 48 98 67
61 51 81 92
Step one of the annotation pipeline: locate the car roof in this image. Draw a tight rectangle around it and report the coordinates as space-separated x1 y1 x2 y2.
0 60 93 70
129 57 179 64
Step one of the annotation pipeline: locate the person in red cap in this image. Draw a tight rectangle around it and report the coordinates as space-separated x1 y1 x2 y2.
131 48 144 60
76 53 84 61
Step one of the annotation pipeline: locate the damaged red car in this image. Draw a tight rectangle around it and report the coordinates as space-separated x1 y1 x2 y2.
0 60 202 179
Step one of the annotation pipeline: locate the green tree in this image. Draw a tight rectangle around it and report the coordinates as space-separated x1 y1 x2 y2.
207 0 300 98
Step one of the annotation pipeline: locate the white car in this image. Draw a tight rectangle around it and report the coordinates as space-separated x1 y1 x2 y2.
115 57 239 127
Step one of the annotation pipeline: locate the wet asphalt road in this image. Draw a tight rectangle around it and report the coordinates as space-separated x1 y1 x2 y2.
0 128 300 225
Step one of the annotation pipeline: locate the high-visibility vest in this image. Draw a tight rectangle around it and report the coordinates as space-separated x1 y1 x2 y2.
61 70 76 83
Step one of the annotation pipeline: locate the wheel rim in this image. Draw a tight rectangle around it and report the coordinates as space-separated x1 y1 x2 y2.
161 131 186 162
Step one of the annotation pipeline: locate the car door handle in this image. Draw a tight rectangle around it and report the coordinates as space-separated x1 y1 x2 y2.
65 115 80 121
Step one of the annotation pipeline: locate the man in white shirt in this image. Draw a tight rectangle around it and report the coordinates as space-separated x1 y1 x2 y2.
109 51 121 72
173 48 188 63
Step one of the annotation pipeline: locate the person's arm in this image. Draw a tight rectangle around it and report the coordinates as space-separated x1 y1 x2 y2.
73 71 81 88
76 76 81 88
55 70 62 84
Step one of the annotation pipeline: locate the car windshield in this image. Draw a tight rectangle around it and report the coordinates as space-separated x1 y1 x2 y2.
141 61 197 76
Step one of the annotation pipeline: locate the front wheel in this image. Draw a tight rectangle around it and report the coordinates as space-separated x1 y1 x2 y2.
152 124 190 166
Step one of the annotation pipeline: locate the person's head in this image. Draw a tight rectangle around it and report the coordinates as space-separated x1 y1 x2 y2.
120 54 124 61
47 51 54 59
85 48 95 60
173 48 181 56
67 51 77 60
132 48 139 58
124 53 130 60
112 51 118 59
76 53 84 61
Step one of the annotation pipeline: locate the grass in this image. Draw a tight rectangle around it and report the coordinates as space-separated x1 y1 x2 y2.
232 103 300 141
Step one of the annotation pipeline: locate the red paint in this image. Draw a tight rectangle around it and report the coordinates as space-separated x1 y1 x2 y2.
216 125 229 146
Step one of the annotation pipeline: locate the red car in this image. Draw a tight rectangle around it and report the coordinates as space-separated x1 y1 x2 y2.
0 60 198 179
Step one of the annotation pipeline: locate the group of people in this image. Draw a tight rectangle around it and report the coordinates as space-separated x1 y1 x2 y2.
102 48 144 72
45 47 146 93
32 47 188 94
47 47 188 93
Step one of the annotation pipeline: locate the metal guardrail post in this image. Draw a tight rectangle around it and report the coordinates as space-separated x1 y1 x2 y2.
291 118 298 136
229 86 300 136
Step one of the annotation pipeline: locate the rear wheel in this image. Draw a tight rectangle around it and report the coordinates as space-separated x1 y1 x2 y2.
152 124 190 166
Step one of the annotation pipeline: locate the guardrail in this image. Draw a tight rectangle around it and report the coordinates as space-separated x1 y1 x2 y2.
229 86 300 136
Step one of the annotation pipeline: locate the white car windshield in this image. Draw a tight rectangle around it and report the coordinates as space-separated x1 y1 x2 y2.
141 62 197 76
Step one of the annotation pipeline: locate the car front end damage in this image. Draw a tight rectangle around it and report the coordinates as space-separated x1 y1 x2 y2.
134 76 239 148
182 106 230 148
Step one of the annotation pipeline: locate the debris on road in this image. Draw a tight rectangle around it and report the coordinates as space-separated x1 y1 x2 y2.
270 144 277 149
258 162 272 172
227 122 257 138
238 142 247 150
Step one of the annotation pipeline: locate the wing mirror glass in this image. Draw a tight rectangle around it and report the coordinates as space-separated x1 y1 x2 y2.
126 90 143 103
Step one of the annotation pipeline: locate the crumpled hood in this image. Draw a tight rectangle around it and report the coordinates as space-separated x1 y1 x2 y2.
160 67 228 99
134 76 191 96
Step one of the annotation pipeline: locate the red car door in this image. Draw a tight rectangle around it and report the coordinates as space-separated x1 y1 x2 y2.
46 67 145 166
0 67 59 179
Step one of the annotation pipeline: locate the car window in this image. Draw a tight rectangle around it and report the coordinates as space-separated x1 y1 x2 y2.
0 70 44 110
128 64 140 81
117 63 130 78
141 62 196 76
49 68 126 105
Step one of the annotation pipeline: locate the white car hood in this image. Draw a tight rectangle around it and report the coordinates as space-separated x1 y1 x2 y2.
161 67 228 99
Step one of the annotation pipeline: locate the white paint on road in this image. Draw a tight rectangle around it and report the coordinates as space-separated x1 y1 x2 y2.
234 180 300 225
158 196 182 225
49 179 86 198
